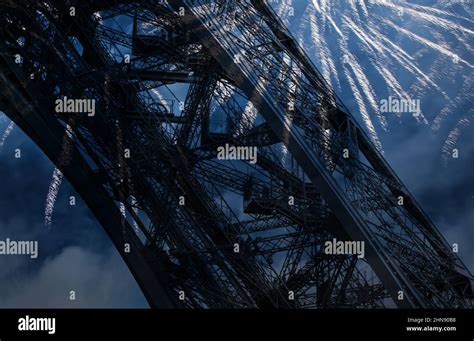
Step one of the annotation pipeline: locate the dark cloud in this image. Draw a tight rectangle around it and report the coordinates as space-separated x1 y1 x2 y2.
0 246 147 308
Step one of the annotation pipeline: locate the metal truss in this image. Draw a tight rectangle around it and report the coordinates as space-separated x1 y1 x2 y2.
0 0 471 309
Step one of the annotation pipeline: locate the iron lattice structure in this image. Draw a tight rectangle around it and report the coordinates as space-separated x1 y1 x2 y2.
0 0 472 308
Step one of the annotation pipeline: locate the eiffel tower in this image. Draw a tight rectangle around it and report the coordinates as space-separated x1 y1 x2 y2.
0 0 472 308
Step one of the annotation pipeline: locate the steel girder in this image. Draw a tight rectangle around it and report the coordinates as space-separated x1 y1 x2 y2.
166 0 473 308
0 0 471 309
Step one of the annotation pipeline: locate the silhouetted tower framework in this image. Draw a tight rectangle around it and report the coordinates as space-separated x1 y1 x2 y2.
0 0 472 308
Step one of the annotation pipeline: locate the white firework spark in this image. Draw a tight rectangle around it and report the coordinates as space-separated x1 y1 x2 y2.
44 124 74 228
379 19 473 69
307 3 341 90
0 121 15 149
343 61 383 152
44 167 64 228
441 117 471 164
273 0 473 154
432 78 474 133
